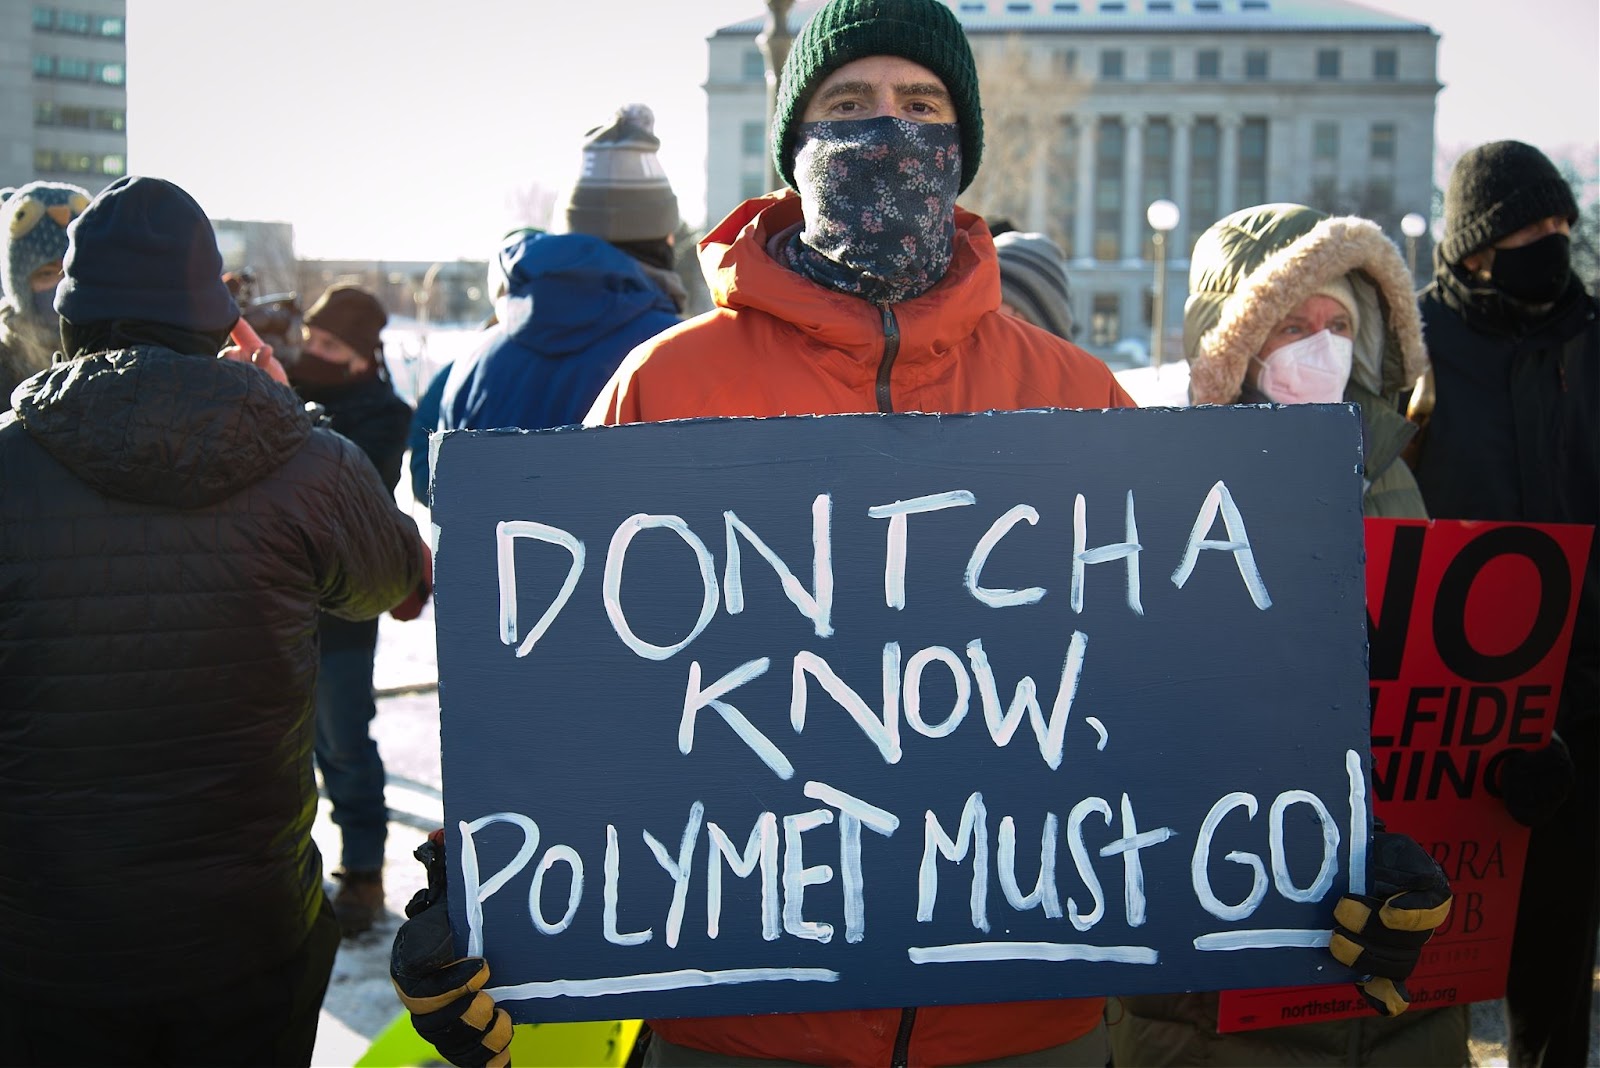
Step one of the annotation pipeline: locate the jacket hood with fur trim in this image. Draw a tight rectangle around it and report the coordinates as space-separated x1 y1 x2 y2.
1183 204 1427 406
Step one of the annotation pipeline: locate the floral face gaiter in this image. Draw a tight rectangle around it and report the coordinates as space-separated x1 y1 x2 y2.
780 116 962 306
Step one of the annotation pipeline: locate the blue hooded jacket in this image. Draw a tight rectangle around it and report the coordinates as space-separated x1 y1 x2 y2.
439 231 680 433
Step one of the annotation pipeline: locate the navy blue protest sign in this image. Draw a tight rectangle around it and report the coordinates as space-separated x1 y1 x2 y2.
431 406 1372 1025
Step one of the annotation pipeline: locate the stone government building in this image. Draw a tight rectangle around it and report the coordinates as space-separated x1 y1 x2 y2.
706 0 1438 361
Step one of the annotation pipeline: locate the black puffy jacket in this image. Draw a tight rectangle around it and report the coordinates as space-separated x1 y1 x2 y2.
0 346 422 1001
1413 271 1599 731
297 373 415 652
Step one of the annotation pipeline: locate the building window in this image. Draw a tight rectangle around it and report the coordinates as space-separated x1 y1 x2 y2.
1142 118 1173 259
34 100 56 125
1148 0 1173 10
1310 177 1339 214
34 149 57 172
55 56 90 80
32 53 53 77
1314 121 1339 161
1373 48 1397 79
741 49 765 81
741 121 764 157
58 104 93 127
95 108 125 131
1196 49 1220 79
1007 1 1035 12
1093 117 1124 261
959 1 986 10
1370 122 1396 161
740 173 769 201
97 15 125 37
1054 48 1078 76
1245 50 1268 79
1238 117 1269 206
1189 118 1220 251
1098 1 1125 10
1090 294 1121 346
32 7 53 29
1148 48 1171 80
1100 49 1123 80
1050 118 1079 258
1053 1 1079 9
1366 178 1395 229
1194 0 1220 10
57 10 91 33
1316 49 1341 79
100 153 125 176
94 62 124 85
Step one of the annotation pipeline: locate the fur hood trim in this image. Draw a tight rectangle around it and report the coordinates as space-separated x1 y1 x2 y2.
1188 215 1427 406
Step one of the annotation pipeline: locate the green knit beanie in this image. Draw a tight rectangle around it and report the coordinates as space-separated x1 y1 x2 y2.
773 0 983 193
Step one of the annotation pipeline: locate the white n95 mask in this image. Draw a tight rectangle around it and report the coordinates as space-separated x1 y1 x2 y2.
1253 330 1353 405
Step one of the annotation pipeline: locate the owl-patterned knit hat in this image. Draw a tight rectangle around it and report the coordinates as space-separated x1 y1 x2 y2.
2 181 89 318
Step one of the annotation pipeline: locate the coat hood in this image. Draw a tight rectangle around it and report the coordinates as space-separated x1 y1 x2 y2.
1184 204 1427 406
696 189 1002 362
498 231 680 359
12 346 313 508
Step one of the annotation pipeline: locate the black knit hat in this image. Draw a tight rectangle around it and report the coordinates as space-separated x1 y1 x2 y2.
304 284 386 357
55 176 238 332
773 0 983 193
1440 141 1579 265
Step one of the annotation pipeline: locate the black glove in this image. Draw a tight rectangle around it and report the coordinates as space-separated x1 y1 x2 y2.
1496 735 1574 827
390 829 513 1068
1328 829 1452 1016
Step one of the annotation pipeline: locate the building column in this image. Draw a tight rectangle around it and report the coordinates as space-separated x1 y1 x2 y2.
1170 116 1192 258
1218 115 1241 218
1027 133 1050 233
1073 115 1096 264
1122 116 1145 265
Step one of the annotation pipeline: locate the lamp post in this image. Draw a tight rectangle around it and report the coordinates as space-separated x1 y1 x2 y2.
1146 199 1180 371
1401 213 1427 284
759 0 796 191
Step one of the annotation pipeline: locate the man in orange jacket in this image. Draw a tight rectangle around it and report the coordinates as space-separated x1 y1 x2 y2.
581 7 1126 1060
395 1 1127 1065
594 2 1125 1064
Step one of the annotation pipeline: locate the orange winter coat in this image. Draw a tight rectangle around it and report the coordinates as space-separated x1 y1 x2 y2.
586 191 1134 1068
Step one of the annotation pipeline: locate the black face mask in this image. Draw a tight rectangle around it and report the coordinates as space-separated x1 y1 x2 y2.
1490 232 1571 305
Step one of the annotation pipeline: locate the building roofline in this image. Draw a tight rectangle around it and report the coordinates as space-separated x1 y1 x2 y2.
712 0 1433 37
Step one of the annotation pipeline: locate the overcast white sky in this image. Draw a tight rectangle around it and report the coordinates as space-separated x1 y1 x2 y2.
125 0 1598 261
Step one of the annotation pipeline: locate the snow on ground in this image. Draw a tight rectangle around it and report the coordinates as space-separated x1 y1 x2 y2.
1114 361 1193 408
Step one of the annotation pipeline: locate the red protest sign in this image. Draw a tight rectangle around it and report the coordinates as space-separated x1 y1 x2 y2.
1218 518 1592 1033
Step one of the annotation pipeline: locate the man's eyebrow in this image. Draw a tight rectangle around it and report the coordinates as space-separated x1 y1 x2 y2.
815 80 875 102
894 81 951 101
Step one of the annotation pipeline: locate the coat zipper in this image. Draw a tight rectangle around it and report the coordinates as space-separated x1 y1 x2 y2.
891 1006 918 1068
876 304 901 413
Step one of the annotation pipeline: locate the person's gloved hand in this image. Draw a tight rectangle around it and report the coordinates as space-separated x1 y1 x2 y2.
391 829 513 1067
1329 828 1452 1016
1496 735 1574 827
